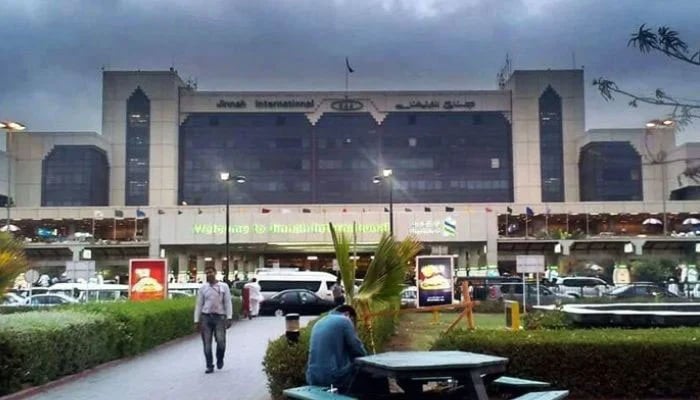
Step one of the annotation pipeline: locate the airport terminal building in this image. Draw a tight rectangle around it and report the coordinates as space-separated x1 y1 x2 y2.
3 68 700 281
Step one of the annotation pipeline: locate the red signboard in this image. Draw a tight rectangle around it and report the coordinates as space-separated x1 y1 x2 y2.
129 258 168 301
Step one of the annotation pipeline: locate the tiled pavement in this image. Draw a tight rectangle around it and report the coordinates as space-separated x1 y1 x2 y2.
13 316 312 400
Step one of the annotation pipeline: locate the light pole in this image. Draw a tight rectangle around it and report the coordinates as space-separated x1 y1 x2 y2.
373 168 394 236
644 119 674 236
220 172 246 282
0 121 26 231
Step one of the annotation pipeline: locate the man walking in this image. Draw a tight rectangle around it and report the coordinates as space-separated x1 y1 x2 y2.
194 266 233 373
243 277 263 318
331 278 345 306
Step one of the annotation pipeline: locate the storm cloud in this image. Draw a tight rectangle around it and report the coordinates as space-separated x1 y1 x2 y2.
1 0 699 142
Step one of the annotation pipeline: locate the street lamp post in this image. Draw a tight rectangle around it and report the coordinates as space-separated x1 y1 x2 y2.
219 172 246 282
373 169 394 236
0 121 26 230
644 119 674 236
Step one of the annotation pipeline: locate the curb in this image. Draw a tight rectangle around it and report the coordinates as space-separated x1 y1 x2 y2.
0 331 201 400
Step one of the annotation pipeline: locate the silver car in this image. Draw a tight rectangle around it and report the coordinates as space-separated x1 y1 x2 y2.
555 277 609 298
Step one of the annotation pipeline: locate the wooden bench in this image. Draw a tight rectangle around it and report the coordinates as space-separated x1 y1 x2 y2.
512 390 569 400
492 375 551 389
283 385 358 400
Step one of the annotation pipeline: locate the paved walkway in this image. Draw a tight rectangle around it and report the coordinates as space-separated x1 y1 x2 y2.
16 316 311 400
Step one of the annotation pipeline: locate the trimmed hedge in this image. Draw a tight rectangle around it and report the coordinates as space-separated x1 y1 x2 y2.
263 305 400 400
0 298 196 395
431 327 700 398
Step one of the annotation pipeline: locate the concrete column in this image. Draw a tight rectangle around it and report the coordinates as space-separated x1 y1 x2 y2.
177 253 189 283
196 255 205 282
486 211 498 267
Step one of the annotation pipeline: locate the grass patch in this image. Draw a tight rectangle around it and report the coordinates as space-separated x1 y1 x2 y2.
388 311 506 351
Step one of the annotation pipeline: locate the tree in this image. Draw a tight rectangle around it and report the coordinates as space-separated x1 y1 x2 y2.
329 222 422 351
0 232 29 294
593 24 700 184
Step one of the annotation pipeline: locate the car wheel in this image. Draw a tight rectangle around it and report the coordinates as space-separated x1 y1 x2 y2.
274 309 285 317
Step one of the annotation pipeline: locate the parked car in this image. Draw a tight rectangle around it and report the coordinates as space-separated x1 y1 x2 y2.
2 292 25 306
498 283 573 305
554 276 610 298
168 290 194 299
607 283 681 299
259 289 336 316
24 293 80 307
400 286 417 308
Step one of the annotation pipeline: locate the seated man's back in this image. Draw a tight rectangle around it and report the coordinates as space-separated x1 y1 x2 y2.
306 306 366 390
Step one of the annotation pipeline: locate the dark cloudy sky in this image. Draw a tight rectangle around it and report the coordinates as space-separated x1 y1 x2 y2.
1 0 699 142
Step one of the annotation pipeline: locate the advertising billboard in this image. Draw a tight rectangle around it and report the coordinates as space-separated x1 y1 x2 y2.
129 258 168 301
416 255 454 307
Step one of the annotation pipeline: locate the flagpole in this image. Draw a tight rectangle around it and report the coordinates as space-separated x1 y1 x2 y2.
345 68 349 99
505 213 509 237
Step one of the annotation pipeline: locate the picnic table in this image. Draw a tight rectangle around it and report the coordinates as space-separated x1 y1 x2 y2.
349 350 508 400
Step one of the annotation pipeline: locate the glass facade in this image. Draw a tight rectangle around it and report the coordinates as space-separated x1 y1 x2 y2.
579 141 642 201
41 145 109 206
125 87 150 206
381 112 513 203
179 113 313 205
178 111 513 205
539 86 564 202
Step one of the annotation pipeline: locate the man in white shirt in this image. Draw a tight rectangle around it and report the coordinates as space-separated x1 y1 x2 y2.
244 278 263 318
194 266 233 373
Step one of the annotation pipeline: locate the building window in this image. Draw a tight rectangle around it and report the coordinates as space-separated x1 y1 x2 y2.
579 142 642 201
42 145 109 206
539 86 564 202
126 87 150 205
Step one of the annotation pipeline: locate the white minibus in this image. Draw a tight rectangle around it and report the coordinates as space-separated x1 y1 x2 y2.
254 270 338 300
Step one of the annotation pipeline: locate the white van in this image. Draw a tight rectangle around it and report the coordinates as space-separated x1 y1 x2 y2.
255 270 338 301
47 283 129 302
168 282 202 296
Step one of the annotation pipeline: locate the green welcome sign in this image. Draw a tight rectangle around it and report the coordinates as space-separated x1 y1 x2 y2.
192 222 389 235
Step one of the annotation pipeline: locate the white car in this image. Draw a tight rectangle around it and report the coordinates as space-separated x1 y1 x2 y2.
400 286 417 308
2 292 26 306
555 277 610 298
24 293 80 307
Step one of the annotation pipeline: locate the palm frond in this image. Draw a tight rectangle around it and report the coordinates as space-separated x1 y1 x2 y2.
355 234 422 310
0 232 28 294
329 222 355 303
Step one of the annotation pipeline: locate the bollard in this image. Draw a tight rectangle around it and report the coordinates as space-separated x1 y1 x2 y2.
285 313 300 343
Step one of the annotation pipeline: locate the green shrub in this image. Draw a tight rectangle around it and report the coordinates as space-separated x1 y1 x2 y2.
0 311 120 395
523 309 572 330
79 298 194 355
262 326 313 399
431 327 700 398
0 298 197 396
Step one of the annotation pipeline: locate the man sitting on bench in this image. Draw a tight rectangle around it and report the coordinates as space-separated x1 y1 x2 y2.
306 305 367 393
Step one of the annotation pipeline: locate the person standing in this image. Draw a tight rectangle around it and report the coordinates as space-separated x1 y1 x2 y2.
331 278 345 306
306 305 367 393
243 278 263 318
194 266 233 373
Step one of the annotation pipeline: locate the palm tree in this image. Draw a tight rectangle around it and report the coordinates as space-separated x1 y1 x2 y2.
329 222 422 352
0 232 28 294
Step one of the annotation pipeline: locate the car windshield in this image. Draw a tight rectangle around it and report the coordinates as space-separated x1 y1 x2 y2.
609 285 633 295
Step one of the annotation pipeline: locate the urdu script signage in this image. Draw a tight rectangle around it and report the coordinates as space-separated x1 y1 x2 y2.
216 99 315 109
395 100 476 110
